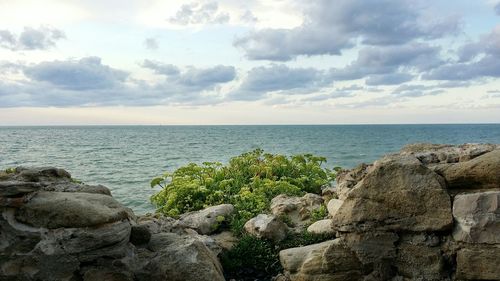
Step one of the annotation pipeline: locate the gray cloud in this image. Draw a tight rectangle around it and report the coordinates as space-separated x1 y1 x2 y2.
230 64 327 100
392 84 444 97
234 0 460 61
330 43 441 81
144 38 159 50
169 2 230 25
0 26 65 51
142 60 180 76
240 10 258 23
24 57 128 91
495 3 500 15
365 73 414 86
424 26 500 80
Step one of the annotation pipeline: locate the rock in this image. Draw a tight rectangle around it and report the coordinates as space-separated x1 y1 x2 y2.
82 265 134 281
400 143 498 164
306 219 334 235
0 181 41 197
332 155 452 232
452 191 500 244
270 193 323 227
335 163 372 200
130 224 151 245
340 232 398 265
178 204 234 235
15 191 132 228
327 199 343 217
211 231 239 251
279 239 362 281
395 244 444 280
456 247 500 280
433 149 500 189
143 233 225 281
244 214 288 242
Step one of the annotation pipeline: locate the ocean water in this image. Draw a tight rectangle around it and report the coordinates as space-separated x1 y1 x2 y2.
1 124 499 214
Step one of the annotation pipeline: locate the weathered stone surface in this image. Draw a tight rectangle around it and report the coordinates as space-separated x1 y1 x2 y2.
340 232 398 265
178 204 234 235
395 243 444 280
211 231 238 251
306 219 334 235
279 239 362 281
0 181 41 197
453 191 500 244
270 193 323 227
456 247 500 280
332 155 452 232
400 143 498 164
434 149 500 189
244 214 288 242
81 265 134 281
143 233 225 281
335 163 372 200
15 191 131 228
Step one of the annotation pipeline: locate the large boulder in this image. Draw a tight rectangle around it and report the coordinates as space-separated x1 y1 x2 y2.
177 204 234 235
306 219 334 235
139 233 225 281
452 191 500 244
244 214 288 242
433 149 500 189
400 143 498 164
331 155 452 232
279 239 362 281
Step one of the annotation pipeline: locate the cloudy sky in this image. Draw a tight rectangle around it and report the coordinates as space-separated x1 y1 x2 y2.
0 0 499 125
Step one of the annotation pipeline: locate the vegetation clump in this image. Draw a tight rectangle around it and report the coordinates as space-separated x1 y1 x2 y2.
151 149 336 234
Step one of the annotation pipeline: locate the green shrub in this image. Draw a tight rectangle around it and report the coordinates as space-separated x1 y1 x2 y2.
309 204 328 223
151 149 337 234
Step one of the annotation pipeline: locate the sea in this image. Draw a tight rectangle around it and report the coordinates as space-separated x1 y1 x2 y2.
1 124 499 214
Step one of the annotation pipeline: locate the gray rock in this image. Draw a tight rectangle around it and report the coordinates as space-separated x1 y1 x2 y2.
130 224 151 245
279 239 362 281
177 204 234 235
332 155 452 232
433 149 500 189
452 191 500 244
15 191 132 228
244 214 288 242
143 233 225 281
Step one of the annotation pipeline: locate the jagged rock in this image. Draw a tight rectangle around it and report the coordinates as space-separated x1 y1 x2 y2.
395 234 445 280
452 191 500 244
270 193 323 227
141 233 225 281
306 219 334 235
400 143 498 164
81 265 134 281
15 191 132 228
433 149 500 189
177 204 234 235
456 247 500 280
335 163 372 200
244 214 288 242
332 155 452 232
340 232 398 265
136 215 178 234
279 239 362 281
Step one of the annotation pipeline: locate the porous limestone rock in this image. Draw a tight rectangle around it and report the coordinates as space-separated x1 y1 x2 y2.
452 191 500 244
244 214 288 242
456 247 500 280
331 155 453 232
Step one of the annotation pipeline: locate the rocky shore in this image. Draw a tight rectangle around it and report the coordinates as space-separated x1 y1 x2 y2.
1 143 499 280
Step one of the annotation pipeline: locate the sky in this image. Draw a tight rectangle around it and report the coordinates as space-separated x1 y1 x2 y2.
0 0 500 125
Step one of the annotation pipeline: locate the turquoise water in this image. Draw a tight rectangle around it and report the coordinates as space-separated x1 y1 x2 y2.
1 124 499 214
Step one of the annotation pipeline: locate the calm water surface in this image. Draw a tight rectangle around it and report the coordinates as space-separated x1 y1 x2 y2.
1 124 499 214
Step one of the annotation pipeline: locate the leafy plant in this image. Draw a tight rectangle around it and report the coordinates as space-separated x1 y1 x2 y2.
310 204 328 223
5 167 16 174
151 149 337 234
